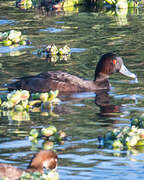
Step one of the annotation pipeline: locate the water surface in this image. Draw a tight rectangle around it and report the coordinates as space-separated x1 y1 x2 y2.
0 1 144 179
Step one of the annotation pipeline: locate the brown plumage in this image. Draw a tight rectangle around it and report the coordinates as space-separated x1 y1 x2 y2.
5 53 136 93
0 150 58 180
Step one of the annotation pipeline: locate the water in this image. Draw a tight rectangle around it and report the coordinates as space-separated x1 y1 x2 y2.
0 1 144 179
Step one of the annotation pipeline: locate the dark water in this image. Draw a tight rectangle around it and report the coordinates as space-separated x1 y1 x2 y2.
0 1 144 179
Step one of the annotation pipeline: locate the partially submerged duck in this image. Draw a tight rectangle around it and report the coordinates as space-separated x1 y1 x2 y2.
0 150 57 180
5 53 136 93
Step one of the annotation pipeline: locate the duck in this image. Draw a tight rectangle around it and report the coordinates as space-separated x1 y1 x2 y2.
5 53 136 93
0 150 58 180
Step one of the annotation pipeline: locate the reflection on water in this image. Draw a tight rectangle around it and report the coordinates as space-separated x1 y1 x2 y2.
70 48 86 53
0 19 15 25
0 45 33 57
0 1 144 179
115 8 128 26
39 27 64 33
95 90 121 117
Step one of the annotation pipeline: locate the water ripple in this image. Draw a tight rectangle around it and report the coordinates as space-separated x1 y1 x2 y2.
0 19 14 25
39 27 64 33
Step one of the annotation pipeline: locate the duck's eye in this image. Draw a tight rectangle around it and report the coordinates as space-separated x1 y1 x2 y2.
113 59 117 65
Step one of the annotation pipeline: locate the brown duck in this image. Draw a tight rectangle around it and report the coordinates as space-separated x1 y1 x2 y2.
0 150 58 180
5 53 136 93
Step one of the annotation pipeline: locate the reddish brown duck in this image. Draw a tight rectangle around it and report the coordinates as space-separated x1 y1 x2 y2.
0 150 58 180
5 53 136 93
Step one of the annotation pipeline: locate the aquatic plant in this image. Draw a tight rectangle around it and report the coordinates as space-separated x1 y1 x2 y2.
52 0 84 10
99 116 144 149
29 126 67 151
37 44 70 62
38 44 70 55
0 30 30 46
16 0 33 9
0 169 59 180
1 89 60 110
0 89 60 121
105 0 140 8
20 170 59 180
29 126 66 143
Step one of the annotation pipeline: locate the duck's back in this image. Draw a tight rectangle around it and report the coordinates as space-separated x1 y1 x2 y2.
8 71 90 93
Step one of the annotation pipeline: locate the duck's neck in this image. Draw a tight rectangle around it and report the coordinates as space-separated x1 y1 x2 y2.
94 73 109 82
27 166 43 174
91 73 110 90
27 159 43 173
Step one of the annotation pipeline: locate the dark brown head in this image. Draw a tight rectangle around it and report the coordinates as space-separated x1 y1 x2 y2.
28 150 58 173
94 53 136 81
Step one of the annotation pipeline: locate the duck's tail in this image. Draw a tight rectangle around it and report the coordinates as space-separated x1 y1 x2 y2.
0 87 8 91
0 83 9 91
0 81 19 91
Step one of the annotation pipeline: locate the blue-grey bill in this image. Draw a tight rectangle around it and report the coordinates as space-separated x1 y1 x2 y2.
119 64 137 79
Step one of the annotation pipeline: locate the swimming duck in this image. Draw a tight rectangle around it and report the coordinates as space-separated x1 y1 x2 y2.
0 150 57 180
5 53 136 93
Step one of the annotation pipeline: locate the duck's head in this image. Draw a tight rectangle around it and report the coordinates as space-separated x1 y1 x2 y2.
28 150 58 172
94 53 136 80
